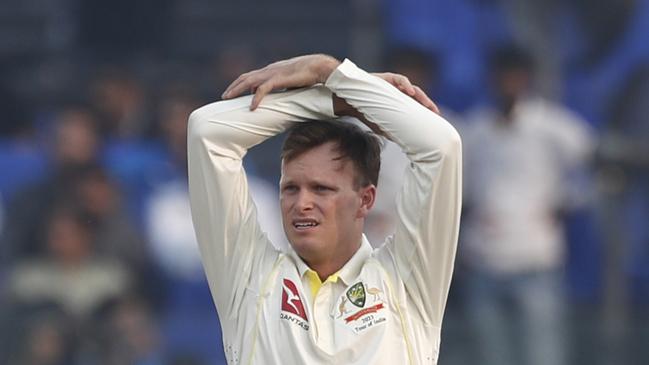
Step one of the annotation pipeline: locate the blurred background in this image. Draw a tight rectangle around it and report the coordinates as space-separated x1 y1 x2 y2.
0 0 647 364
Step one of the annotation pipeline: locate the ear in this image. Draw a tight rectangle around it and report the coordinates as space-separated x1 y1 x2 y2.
356 185 376 219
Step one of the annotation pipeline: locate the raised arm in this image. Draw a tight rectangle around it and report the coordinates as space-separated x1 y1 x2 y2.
325 60 462 327
188 87 334 315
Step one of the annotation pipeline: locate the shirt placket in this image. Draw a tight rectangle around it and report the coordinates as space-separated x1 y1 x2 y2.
313 280 336 352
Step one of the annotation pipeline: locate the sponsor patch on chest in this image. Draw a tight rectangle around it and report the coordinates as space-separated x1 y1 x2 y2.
280 278 309 331
336 281 388 334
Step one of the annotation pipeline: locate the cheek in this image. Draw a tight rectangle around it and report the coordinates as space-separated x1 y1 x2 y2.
335 195 361 219
279 198 289 221
279 195 291 213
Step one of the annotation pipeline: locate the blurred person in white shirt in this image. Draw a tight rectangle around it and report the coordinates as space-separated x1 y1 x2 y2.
460 44 594 365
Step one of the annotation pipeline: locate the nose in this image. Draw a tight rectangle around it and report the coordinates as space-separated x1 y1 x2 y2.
295 190 314 211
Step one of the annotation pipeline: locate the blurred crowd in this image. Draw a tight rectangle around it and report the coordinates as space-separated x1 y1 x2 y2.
1 0 648 364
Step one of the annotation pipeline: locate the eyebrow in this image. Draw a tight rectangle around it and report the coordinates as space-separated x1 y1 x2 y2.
279 179 294 188
280 177 337 188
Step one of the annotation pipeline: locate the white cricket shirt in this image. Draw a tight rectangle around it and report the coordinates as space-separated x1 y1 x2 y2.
187 59 462 364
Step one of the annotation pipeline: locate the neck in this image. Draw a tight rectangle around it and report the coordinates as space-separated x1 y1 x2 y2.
309 262 344 282
302 238 362 282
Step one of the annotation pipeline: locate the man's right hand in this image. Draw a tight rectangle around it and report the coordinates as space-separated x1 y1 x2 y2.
221 54 341 110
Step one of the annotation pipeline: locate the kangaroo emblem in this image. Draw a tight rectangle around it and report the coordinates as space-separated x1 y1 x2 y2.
366 286 383 302
337 296 349 318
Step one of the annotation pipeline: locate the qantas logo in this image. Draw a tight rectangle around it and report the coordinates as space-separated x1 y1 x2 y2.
281 279 308 321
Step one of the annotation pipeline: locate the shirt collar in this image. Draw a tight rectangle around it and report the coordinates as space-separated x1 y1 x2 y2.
289 234 373 286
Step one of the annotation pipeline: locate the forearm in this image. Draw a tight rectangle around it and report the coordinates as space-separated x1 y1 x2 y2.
325 60 460 160
189 86 335 159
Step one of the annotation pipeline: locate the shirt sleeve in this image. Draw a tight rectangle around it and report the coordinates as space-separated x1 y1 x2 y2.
325 59 463 326
547 104 594 169
187 86 334 316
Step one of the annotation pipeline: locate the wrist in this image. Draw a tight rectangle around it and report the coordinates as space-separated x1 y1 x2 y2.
315 55 341 84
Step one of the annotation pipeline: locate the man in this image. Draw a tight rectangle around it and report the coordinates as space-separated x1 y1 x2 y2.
187 54 462 364
461 45 593 365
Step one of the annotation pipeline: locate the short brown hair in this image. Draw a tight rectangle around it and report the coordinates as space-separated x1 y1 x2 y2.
281 121 382 189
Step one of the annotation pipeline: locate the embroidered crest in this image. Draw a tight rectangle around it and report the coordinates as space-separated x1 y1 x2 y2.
346 282 366 308
281 279 308 321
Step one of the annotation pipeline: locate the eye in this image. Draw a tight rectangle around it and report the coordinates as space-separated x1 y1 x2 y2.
282 185 298 193
315 185 331 192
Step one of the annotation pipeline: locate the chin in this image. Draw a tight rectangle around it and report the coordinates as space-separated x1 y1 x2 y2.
288 237 322 257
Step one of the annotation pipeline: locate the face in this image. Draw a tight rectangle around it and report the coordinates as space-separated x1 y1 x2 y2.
55 110 98 165
47 215 91 265
280 142 375 268
495 69 530 102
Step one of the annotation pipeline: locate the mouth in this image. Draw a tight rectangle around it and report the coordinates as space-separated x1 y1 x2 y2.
292 218 320 231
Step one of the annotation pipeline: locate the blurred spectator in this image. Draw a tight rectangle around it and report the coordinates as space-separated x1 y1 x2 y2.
460 44 594 365
90 67 153 140
6 206 132 320
87 295 163 365
75 165 149 271
4 306 75 365
2 105 101 260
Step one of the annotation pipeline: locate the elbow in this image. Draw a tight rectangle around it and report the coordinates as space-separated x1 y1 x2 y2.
441 124 462 158
186 102 246 160
187 108 208 144
420 116 462 161
187 105 230 145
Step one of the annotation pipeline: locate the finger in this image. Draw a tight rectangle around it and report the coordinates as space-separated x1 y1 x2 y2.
411 85 430 105
374 72 397 87
396 75 416 96
223 70 265 99
250 81 274 110
412 86 440 114
226 73 265 100
222 72 251 99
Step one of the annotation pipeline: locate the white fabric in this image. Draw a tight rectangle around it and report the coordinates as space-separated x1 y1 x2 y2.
9 260 130 317
187 59 462 365
368 108 464 245
146 177 285 280
462 98 594 273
